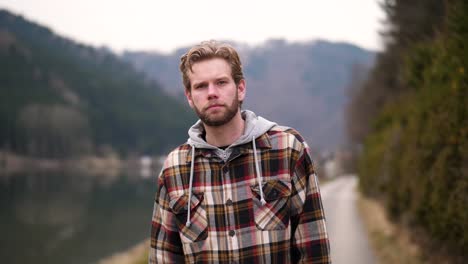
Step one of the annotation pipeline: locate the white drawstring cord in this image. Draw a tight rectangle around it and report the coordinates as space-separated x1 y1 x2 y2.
186 145 195 227
252 136 266 206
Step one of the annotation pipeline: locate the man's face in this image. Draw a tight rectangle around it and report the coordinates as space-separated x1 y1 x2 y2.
185 58 246 127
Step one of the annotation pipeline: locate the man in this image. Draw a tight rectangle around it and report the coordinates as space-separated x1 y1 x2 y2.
149 40 330 263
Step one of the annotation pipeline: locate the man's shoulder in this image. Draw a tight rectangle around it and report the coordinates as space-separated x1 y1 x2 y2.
162 143 191 167
266 125 313 164
267 125 308 145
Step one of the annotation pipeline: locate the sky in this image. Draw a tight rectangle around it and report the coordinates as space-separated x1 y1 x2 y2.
0 0 386 54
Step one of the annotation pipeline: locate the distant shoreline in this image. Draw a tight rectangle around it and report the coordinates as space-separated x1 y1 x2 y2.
0 150 162 177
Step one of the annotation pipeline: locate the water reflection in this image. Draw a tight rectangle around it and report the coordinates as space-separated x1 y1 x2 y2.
0 171 156 264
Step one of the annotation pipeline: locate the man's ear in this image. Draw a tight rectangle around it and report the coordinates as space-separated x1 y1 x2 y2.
237 79 246 101
185 89 194 108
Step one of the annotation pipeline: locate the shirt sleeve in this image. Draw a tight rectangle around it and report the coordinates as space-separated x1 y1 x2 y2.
149 170 184 263
290 141 331 263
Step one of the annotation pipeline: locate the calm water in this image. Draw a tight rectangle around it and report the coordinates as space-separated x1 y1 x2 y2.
0 171 156 264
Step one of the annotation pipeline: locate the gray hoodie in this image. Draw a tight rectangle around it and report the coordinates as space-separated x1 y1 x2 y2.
184 109 277 227
187 109 277 161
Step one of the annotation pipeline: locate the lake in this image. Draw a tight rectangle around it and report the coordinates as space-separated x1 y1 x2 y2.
0 171 156 264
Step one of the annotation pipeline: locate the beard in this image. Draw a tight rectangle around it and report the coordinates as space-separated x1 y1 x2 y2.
193 92 240 127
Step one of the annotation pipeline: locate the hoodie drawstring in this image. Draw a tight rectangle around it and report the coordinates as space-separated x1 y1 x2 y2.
186 145 195 227
252 136 266 206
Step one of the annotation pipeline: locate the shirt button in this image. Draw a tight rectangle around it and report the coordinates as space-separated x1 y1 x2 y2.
229 230 236 237
226 199 233 206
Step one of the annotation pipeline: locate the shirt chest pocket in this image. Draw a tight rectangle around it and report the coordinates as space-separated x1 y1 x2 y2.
250 180 291 230
169 192 208 243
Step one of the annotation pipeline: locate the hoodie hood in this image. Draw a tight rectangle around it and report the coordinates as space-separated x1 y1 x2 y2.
187 110 276 149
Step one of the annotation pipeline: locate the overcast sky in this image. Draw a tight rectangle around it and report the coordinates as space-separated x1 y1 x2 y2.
0 0 386 54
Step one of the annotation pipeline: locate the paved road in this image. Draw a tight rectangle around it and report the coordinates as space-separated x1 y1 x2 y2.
320 175 376 264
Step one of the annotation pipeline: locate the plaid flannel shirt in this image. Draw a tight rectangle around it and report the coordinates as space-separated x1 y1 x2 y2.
150 126 330 263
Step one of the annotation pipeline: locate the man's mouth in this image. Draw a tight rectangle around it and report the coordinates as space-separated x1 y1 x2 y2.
206 104 224 110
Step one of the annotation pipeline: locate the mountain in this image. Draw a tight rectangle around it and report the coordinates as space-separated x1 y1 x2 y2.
123 39 375 151
0 9 195 157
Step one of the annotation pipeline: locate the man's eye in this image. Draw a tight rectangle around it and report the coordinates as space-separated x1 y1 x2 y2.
217 80 227 85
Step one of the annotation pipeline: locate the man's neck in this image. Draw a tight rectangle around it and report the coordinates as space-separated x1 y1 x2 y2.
204 111 245 148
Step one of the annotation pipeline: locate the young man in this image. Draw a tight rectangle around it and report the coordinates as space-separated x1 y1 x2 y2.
149 40 330 263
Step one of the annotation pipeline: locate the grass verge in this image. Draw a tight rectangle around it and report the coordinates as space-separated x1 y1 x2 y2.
357 194 425 264
98 239 149 264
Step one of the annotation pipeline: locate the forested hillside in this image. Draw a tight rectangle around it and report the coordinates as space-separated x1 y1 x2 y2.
347 0 467 261
0 9 194 158
123 39 375 151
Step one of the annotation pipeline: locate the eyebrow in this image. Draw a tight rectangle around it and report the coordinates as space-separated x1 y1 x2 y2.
192 81 206 88
192 76 230 87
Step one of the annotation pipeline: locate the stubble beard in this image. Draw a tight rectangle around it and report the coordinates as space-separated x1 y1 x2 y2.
193 92 240 127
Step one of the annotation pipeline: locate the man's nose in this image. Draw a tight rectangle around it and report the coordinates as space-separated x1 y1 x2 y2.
207 83 218 97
